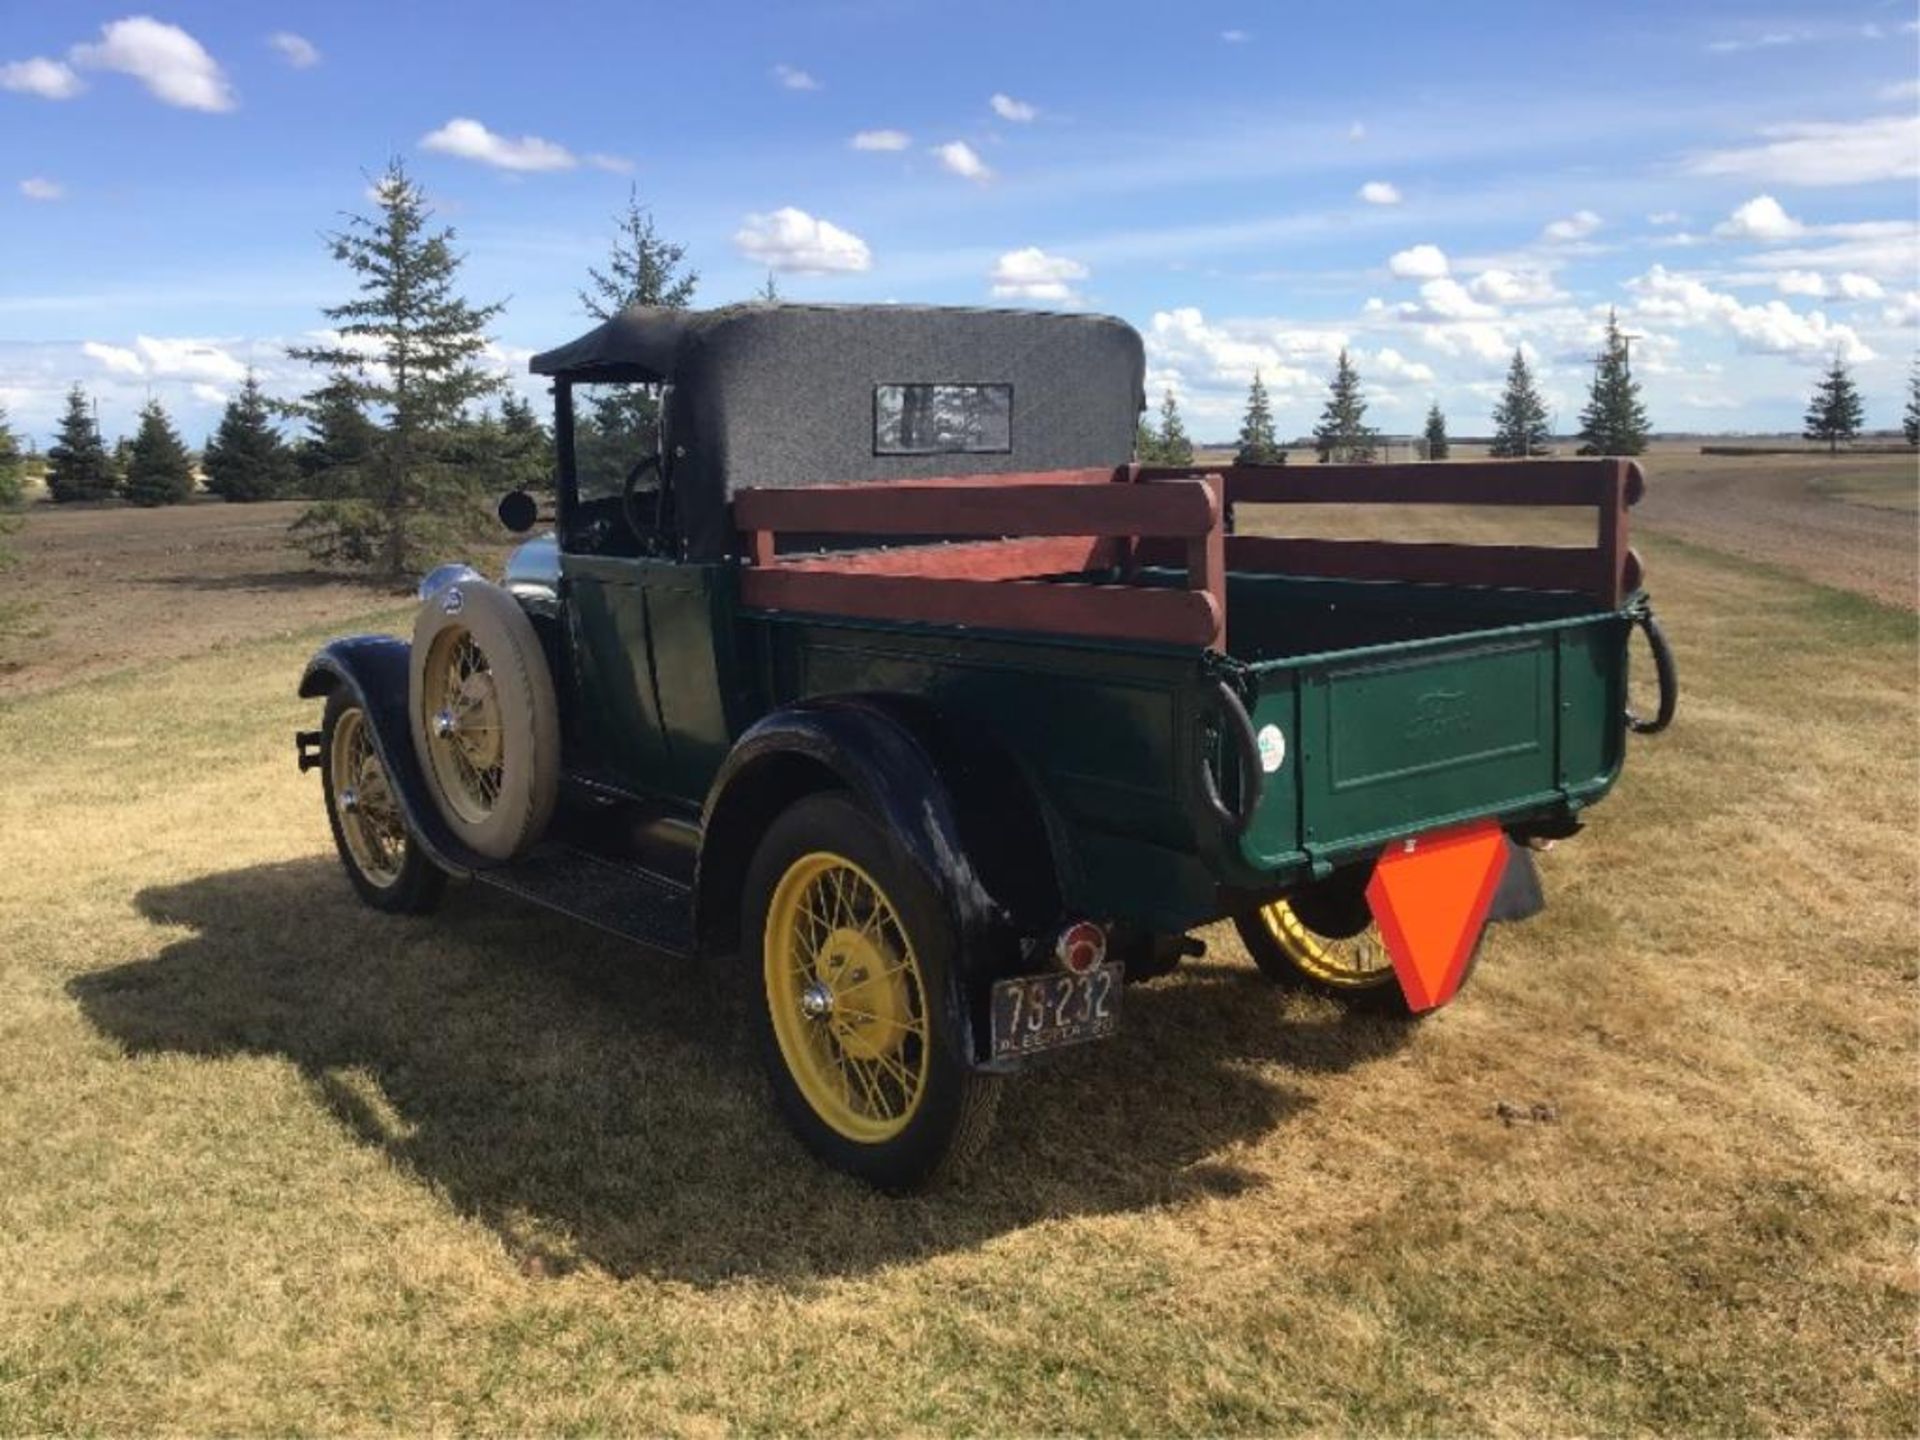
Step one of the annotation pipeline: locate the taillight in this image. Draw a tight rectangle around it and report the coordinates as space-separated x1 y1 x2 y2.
1054 921 1107 975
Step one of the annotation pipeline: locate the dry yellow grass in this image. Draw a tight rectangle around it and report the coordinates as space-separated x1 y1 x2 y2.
0 529 1915 1433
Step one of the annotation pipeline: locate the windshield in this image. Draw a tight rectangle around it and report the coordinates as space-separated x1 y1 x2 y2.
571 381 665 502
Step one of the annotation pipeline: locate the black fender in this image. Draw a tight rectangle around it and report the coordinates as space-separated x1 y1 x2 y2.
296 636 489 876
696 695 1060 1067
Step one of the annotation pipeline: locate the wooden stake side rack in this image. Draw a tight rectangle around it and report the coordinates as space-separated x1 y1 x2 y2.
733 459 1643 652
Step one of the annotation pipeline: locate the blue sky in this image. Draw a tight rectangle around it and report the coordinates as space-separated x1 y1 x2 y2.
3 0 1916 444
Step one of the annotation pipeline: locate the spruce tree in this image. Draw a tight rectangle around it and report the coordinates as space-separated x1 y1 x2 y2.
1312 349 1376 463
203 372 295 501
294 377 379 499
1135 415 1163 464
1490 350 1551 458
1802 357 1865 454
497 392 552 494
121 399 196 506
0 403 24 508
1234 370 1283 464
286 159 506 581
1904 363 1919 448
1577 309 1649 456
757 272 782 303
578 187 699 456
45 385 116 502
1422 401 1449 461
1155 389 1193 465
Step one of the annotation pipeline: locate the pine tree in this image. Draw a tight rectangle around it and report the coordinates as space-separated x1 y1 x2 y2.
121 399 196 506
1312 349 1376 463
286 159 506 582
1422 401 1449 461
1490 350 1551 458
1234 370 1283 464
45 385 116 502
757 272 782 303
203 372 295 501
1135 415 1162 464
1577 309 1649 456
578 187 699 458
1904 363 1919 448
1802 356 1865 454
294 377 379 499
1155 389 1193 465
0 403 24 508
497 392 552 494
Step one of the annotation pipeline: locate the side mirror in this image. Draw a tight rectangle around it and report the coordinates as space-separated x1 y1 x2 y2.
497 489 537 534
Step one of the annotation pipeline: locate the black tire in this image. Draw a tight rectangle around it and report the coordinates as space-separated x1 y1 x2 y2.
319 690 447 915
742 792 999 1192
1233 899 1477 1019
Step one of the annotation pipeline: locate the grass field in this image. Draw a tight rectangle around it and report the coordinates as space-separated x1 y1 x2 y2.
0 461 1916 1432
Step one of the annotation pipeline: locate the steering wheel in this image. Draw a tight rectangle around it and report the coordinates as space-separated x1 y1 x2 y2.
621 453 663 545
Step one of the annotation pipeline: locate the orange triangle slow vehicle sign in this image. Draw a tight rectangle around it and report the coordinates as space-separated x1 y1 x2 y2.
1365 820 1510 1013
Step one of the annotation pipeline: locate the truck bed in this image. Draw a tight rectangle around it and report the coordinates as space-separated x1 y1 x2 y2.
735 459 1643 932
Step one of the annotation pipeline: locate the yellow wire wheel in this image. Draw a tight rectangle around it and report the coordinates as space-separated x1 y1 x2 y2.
763 850 931 1143
328 704 408 888
1255 898 1395 990
419 624 506 828
745 792 1001 1190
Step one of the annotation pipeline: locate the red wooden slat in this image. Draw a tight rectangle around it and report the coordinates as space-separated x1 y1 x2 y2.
733 475 1217 538
1139 460 1631 508
740 568 1224 648
1187 473 1227 653
771 535 1125 580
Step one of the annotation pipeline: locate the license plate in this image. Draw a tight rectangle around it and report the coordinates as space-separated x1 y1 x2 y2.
989 962 1122 1060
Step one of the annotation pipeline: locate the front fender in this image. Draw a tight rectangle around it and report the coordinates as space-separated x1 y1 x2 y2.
297 636 488 876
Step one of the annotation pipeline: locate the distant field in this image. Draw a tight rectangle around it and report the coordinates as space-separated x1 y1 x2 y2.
0 452 1914 1432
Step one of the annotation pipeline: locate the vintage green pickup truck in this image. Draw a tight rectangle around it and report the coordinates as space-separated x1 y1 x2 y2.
297 303 1675 1190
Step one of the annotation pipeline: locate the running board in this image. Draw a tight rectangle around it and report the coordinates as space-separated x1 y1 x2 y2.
471 843 695 957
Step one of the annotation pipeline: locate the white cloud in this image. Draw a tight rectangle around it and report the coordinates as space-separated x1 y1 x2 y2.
1220 29 1250 43
1413 321 1513 366
1 56 83 99
734 207 872 274
586 153 633 174
1776 269 1828 297
989 92 1036 122
1706 30 1806 53
1646 211 1684 225
1627 264 1872 363
1358 180 1401 205
1145 308 1339 407
1468 267 1561 305
1402 277 1496 320
851 129 911 151
19 177 65 202
1541 209 1603 242
83 341 144 376
191 382 228 406
1347 120 1366 141
267 32 320 69
933 140 992 182
1879 79 1920 103
1713 194 1803 241
1683 114 1919 186
1881 292 1920 326
1836 272 1885 300
1741 227 1920 282
989 247 1089 303
1387 244 1449 279
420 117 576 172
1369 347 1435 384
772 63 818 91
70 17 234 112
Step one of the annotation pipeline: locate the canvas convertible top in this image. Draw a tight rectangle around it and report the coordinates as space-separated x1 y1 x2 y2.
530 302 1147 559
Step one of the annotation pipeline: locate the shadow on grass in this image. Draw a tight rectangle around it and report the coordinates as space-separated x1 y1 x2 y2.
73 857 1412 1286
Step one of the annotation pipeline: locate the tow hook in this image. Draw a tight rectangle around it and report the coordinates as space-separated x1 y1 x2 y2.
295 729 324 772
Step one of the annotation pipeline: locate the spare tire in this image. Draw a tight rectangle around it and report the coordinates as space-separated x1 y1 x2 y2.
409 578 559 860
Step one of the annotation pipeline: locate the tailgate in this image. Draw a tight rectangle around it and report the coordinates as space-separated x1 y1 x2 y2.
1235 614 1625 870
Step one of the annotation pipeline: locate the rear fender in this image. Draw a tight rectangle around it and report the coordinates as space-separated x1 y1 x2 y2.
297 636 486 876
